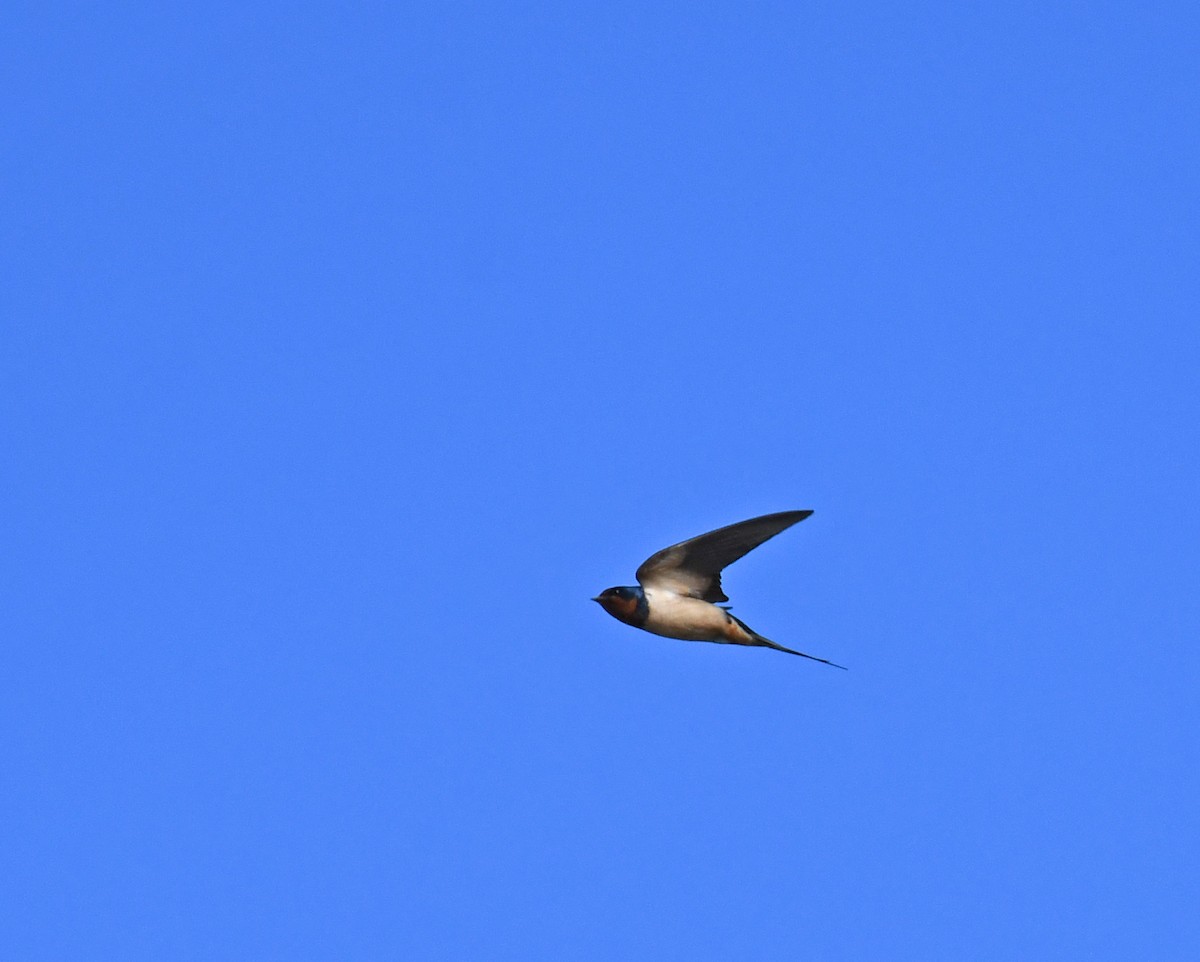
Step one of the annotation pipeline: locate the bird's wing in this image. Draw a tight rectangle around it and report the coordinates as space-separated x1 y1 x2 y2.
635 510 813 602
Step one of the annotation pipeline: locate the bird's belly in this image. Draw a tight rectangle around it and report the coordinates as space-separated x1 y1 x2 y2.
642 592 730 641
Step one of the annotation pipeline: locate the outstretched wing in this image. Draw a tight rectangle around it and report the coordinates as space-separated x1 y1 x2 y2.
635 510 813 602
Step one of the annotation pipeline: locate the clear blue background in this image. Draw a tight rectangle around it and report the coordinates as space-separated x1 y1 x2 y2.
5 1 1198 958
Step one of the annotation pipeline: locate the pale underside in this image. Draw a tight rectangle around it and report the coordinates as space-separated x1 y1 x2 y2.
641 588 742 643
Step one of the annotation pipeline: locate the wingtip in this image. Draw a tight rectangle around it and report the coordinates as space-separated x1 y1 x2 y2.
777 508 813 527
758 508 813 525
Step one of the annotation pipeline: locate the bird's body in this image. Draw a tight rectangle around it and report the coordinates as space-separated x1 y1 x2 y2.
593 510 845 668
641 587 728 641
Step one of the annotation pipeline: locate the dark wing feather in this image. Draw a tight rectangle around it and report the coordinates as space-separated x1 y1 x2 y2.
635 510 813 602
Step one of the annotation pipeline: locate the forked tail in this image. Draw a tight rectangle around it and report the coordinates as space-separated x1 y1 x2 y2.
730 615 847 670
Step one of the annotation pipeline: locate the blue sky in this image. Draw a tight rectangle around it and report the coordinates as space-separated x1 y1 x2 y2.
4 0 1199 958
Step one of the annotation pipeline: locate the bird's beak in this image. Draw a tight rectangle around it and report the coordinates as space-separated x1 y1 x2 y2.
590 596 602 603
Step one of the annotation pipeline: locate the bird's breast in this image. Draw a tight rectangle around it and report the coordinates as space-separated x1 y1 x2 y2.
642 590 730 641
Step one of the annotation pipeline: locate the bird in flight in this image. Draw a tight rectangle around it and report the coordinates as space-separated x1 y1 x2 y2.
593 510 845 668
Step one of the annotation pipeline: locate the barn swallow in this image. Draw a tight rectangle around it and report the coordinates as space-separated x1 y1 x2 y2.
593 510 845 668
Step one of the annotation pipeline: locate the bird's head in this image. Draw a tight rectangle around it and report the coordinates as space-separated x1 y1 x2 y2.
591 585 646 625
